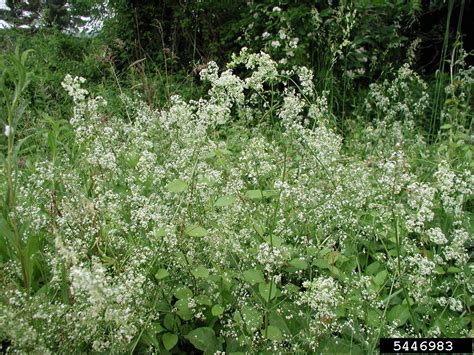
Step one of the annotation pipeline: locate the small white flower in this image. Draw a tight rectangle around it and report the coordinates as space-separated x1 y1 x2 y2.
426 227 448 245
4 125 11 137
272 6 282 12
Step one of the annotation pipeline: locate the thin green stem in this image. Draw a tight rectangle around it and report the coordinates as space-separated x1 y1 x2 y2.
431 0 454 138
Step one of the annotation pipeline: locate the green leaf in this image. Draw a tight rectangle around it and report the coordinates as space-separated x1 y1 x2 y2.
175 298 193 320
241 305 262 332
185 327 222 353
387 304 410 326
243 269 264 285
330 266 346 282
339 255 358 273
265 325 282 341
177 308 193 321
367 309 382 327
246 189 264 200
163 313 180 331
211 304 225 316
155 269 170 280
262 190 278 198
269 311 291 336
166 179 188 193
140 329 161 349
365 261 381 275
447 266 462 273
20 49 33 66
196 295 212 306
162 333 178 351
174 287 193 299
374 270 388 285
284 283 300 293
175 298 190 311
214 195 236 207
289 258 308 270
259 281 277 302
175 299 193 320
191 265 209 279
263 234 282 247
245 189 278 200
253 221 266 237
185 224 208 237
313 258 329 269
151 322 166 334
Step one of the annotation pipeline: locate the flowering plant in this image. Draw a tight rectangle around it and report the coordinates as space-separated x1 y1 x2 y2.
1 48 472 353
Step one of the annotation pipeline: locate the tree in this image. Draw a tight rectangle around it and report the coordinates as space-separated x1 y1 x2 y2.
45 0 68 28
1 0 99 30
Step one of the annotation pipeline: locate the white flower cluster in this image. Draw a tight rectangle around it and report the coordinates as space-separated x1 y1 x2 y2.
434 161 473 216
365 64 429 123
256 242 290 273
405 182 436 233
444 228 470 266
426 227 448 245
300 276 342 320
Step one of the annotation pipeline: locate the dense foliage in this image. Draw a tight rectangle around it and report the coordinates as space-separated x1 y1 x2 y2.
0 1 473 353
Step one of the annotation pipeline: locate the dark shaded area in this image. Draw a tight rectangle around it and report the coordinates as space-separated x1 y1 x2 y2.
414 0 473 73
104 0 246 72
101 0 472 82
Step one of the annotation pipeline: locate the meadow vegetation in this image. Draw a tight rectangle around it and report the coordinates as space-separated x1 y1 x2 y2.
0 1 472 353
